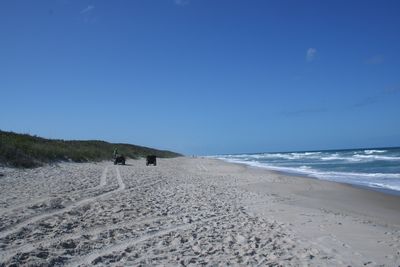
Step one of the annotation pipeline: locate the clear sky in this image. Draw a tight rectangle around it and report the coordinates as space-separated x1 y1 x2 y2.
1 0 400 155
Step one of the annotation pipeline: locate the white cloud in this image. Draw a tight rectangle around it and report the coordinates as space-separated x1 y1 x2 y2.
80 5 95 14
306 48 317 62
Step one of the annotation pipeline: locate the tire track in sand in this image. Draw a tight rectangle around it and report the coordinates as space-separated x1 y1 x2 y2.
0 167 109 214
0 165 124 240
115 166 125 190
99 166 108 187
0 208 217 261
0 213 182 261
197 163 208 172
67 215 226 267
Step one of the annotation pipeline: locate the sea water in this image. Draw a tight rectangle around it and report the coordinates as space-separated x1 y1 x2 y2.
212 147 400 193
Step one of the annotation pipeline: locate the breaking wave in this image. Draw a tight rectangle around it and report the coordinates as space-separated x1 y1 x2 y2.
211 147 400 193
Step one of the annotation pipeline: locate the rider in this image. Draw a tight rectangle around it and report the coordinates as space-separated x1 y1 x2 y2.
113 148 118 158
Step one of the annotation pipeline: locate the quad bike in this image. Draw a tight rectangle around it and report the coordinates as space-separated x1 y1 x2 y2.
114 155 126 165
146 155 157 166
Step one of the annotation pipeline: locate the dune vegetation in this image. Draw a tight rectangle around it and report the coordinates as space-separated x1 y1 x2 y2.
0 130 181 168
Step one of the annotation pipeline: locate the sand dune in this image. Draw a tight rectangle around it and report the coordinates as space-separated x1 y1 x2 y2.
1 158 399 266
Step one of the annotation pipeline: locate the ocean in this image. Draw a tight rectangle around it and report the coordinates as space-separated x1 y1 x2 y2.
212 147 400 193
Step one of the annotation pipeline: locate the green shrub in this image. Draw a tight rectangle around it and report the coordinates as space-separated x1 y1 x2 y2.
0 130 181 168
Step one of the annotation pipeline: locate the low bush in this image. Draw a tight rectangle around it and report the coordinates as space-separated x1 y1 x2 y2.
0 130 181 168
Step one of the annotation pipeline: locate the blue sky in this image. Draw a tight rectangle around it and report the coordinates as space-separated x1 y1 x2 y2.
1 0 400 155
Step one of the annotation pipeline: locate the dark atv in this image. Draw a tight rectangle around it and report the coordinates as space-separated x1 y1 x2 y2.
114 155 126 165
146 155 157 166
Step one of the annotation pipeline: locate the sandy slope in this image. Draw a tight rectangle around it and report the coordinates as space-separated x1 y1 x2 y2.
0 158 399 266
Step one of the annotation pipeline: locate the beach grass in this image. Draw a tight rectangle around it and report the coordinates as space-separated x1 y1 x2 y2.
0 130 181 168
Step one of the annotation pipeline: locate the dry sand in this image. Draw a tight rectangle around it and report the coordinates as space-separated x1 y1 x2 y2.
0 157 399 266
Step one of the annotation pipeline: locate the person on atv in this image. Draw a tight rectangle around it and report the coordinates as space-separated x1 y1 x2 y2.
113 148 118 159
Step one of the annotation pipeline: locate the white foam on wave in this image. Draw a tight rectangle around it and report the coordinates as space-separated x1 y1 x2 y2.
320 154 362 162
218 152 324 161
353 154 400 161
216 157 400 192
364 149 387 154
319 153 400 162
367 182 400 192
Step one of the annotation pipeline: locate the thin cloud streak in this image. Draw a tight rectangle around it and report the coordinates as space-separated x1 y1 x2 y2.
384 85 400 94
352 85 400 108
281 107 328 117
353 96 380 108
365 55 384 65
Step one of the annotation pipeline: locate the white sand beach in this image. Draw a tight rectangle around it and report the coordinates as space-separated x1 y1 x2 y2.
1 157 399 266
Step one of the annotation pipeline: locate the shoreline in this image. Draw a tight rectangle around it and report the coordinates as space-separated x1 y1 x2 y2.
214 158 400 222
209 157 400 264
214 157 400 197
